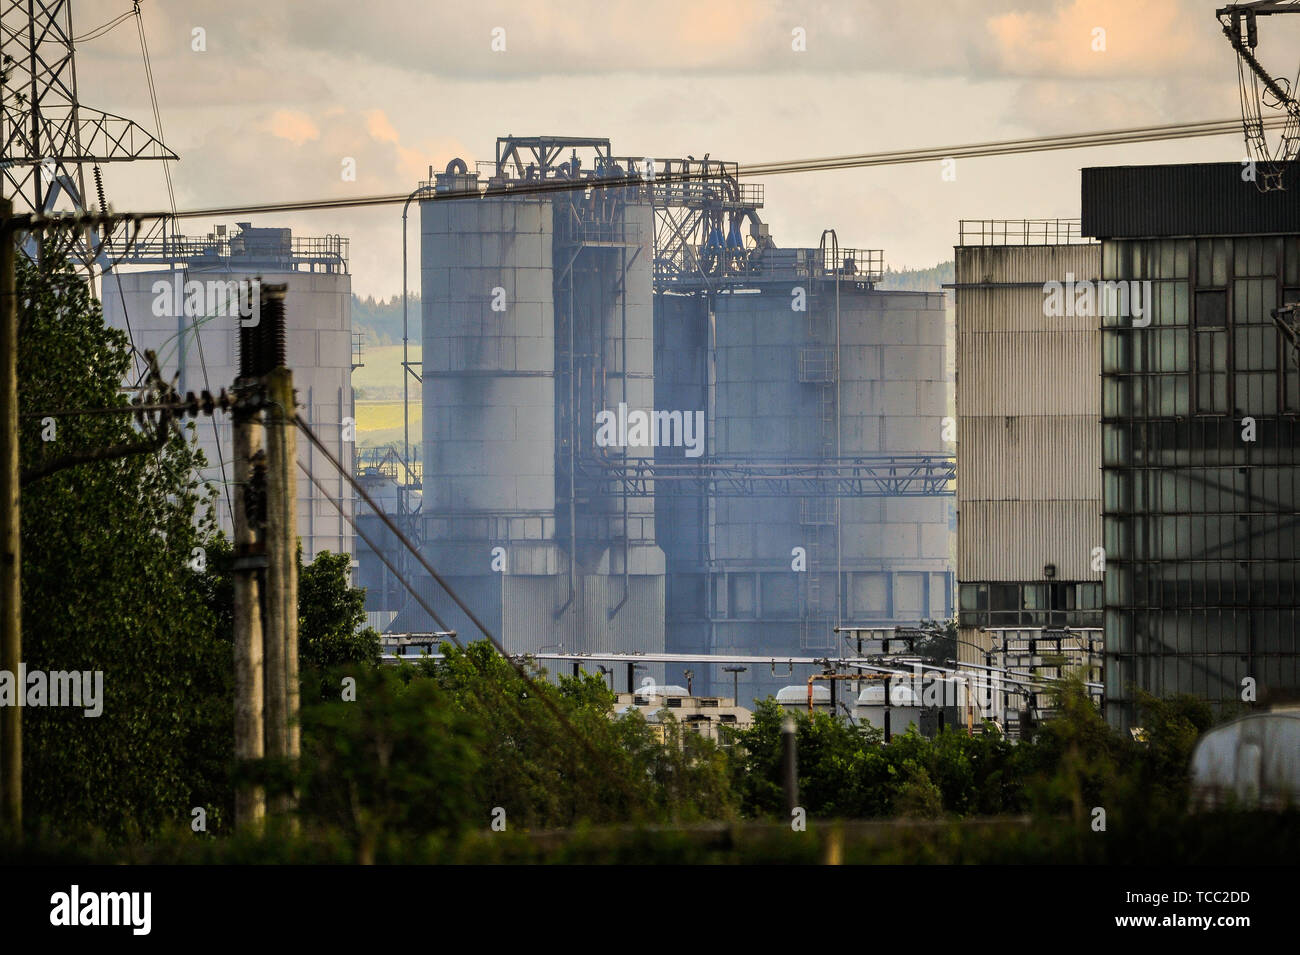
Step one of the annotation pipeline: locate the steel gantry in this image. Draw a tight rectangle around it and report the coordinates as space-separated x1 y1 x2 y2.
575 453 956 497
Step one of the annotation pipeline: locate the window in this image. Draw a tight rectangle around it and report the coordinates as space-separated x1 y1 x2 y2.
1195 289 1228 327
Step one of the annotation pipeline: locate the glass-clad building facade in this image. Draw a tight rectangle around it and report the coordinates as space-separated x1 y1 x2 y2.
1084 164 1300 726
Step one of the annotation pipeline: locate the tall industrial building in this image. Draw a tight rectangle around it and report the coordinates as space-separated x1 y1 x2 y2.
385 135 954 705
953 221 1103 661
101 222 357 562
659 253 953 703
1083 163 1300 726
407 140 666 655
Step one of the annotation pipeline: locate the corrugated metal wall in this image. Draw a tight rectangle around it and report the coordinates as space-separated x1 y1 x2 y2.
955 244 1101 291
958 415 1099 501
956 331 1098 416
959 501 1098 580
955 243 1101 583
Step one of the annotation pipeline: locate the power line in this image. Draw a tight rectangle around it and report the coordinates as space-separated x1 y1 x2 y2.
165 116 1291 222
101 260 236 527
72 7 136 43
291 412 650 808
295 458 454 636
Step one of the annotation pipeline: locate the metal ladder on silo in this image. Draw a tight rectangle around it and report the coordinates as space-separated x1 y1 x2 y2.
819 381 836 458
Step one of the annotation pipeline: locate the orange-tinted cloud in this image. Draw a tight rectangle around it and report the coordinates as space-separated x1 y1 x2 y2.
986 0 1204 77
264 109 321 146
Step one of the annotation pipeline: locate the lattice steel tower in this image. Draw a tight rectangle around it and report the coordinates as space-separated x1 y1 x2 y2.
0 0 174 262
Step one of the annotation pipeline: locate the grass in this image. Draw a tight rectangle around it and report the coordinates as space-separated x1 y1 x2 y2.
352 344 422 447
353 344 421 396
354 401 421 448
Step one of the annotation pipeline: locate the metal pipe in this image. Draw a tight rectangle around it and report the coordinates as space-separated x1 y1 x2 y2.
556 222 577 619
400 185 425 532
781 716 798 815
610 239 629 618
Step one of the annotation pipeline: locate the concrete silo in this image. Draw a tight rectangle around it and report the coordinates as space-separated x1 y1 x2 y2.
415 141 666 656
101 223 355 562
656 242 953 705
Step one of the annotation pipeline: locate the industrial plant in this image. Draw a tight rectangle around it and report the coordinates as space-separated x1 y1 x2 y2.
101 222 357 563
361 135 955 704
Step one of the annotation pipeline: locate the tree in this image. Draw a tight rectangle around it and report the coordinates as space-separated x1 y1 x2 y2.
18 256 231 838
297 549 380 668
914 618 958 665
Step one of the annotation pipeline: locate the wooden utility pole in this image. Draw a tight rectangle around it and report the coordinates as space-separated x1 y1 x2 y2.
232 389 266 829
0 199 20 832
231 280 299 825
267 365 299 765
260 284 299 815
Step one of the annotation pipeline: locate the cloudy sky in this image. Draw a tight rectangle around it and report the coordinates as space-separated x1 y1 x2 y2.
73 0 1300 298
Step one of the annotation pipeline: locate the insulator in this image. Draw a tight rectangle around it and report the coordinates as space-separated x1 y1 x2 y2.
93 165 107 214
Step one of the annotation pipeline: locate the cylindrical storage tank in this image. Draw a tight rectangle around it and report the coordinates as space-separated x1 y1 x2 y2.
422 189 555 521
597 199 657 527
101 263 354 563
420 182 559 639
707 281 953 704
775 683 831 712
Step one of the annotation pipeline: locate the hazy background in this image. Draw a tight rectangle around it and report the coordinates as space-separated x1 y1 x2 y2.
75 0 1300 297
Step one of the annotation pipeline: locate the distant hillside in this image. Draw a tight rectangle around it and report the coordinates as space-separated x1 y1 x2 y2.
353 294 419 345
877 261 953 297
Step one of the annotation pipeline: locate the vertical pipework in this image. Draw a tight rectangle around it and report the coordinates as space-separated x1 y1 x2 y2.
781 715 799 816
612 239 629 617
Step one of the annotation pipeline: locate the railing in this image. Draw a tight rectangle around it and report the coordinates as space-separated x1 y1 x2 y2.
819 247 884 283
116 230 350 272
957 219 1094 247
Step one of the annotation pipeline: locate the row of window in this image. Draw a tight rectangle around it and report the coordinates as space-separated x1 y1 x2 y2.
668 571 954 620
1102 465 1299 513
1103 569 1300 608
957 582 1102 629
1102 236 1300 284
1106 651 1298 704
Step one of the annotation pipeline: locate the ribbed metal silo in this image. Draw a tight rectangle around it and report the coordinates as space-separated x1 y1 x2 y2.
417 147 665 660
420 166 559 642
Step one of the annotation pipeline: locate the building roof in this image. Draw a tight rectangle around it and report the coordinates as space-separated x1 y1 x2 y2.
1081 162 1300 239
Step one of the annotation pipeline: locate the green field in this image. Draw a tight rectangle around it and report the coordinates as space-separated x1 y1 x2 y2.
353 344 421 446
353 343 420 397
354 400 421 448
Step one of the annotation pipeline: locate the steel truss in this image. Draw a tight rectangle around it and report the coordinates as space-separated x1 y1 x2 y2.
576 454 956 497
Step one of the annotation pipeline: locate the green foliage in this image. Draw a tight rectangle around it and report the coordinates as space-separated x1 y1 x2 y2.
1126 691 1216 818
298 665 481 862
729 700 881 818
914 617 958 665
297 549 380 668
424 643 737 830
726 675 1220 826
876 261 954 295
894 763 944 819
18 256 231 839
351 293 419 346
